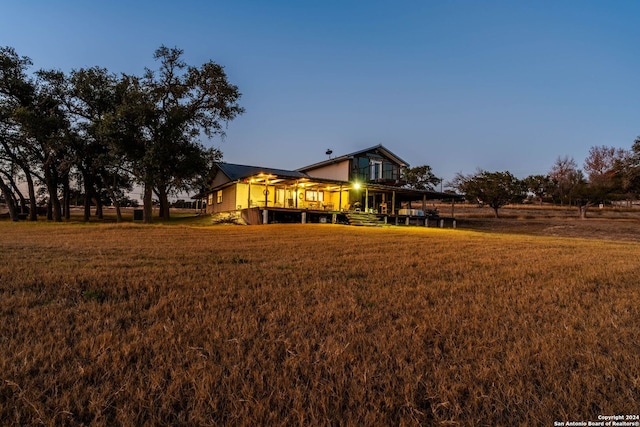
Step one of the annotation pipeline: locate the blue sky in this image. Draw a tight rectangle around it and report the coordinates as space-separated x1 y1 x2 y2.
2 1 639 186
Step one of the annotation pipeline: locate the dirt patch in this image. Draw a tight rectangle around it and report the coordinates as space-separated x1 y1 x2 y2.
443 204 640 242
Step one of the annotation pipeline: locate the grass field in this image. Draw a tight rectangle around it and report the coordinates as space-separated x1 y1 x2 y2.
1 218 639 425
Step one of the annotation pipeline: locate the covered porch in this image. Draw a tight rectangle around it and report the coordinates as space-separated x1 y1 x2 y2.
348 183 462 217
208 171 354 214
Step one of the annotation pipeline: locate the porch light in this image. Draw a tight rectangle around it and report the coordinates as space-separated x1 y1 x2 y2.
353 182 361 190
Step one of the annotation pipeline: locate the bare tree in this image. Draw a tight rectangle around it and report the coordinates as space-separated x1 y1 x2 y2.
548 156 579 205
583 145 628 188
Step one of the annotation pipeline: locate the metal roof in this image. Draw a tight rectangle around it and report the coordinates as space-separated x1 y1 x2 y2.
216 163 309 181
297 144 410 172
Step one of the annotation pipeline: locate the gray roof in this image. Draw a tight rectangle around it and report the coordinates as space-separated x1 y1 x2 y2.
216 163 309 181
297 144 410 172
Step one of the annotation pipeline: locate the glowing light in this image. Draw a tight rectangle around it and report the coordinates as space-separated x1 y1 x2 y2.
353 183 361 190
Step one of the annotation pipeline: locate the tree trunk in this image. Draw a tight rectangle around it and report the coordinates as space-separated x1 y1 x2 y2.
0 177 19 221
156 191 163 219
579 205 589 219
18 192 28 214
143 183 153 224
23 167 37 221
157 186 170 220
15 189 27 215
44 163 62 222
62 177 71 220
50 191 62 222
83 176 93 222
5 173 27 215
492 206 500 218
95 196 104 219
105 187 123 223
46 177 62 222
114 200 122 223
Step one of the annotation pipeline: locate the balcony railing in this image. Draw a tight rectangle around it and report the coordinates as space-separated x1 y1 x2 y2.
353 165 404 185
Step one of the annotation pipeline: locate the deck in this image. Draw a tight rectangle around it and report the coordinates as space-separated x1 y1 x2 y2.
242 207 456 228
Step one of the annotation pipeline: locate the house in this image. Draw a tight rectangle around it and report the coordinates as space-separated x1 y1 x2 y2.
203 145 461 224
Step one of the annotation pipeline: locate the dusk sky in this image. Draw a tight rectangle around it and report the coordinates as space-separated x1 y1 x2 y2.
2 1 639 186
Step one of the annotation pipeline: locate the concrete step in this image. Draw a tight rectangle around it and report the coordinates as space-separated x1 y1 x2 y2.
345 212 386 227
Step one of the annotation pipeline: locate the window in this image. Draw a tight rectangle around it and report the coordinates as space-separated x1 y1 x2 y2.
207 193 213 205
217 191 223 203
305 190 324 201
370 160 382 180
357 157 370 180
383 162 396 180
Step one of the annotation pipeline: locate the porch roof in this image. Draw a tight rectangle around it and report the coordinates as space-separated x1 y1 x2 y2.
360 182 463 201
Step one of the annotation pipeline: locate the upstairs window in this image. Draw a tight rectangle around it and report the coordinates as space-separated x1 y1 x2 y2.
370 160 382 180
383 162 397 180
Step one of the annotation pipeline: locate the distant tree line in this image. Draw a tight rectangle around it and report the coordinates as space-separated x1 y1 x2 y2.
0 45 243 223
447 140 640 218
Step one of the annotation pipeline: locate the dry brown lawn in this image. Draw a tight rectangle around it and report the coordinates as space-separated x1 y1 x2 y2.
1 217 639 425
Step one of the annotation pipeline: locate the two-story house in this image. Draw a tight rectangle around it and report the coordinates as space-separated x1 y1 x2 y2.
202 145 459 223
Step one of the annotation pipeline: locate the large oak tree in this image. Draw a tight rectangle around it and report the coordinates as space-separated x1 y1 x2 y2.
108 46 243 222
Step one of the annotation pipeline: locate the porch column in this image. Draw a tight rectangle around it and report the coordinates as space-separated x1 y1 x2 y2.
365 188 369 212
422 194 426 212
339 185 342 211
264 181 268 207
392 191 396 215
247 181 251 207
